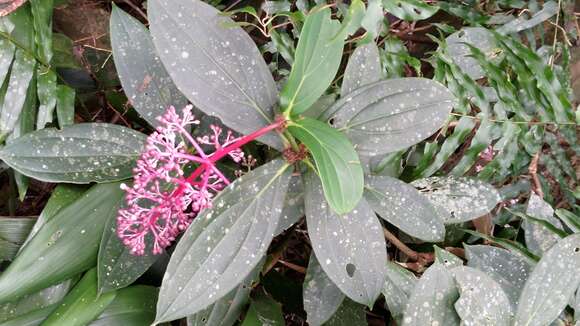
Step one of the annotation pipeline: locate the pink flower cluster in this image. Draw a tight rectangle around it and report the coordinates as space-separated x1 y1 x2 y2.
117 105 244 255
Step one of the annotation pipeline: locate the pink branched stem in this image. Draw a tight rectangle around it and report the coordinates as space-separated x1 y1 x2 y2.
117 105 285 255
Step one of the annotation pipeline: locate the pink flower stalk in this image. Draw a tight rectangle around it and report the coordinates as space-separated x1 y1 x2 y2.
117 105 285 255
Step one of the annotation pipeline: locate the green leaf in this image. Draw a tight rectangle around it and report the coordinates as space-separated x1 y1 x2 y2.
21 184 86 249
110 5 187 127
90 286 157 326
364 175 445 242
55 84 74 127
0 123 146 183
340 42 382 96
402 263 460 325
35 69 57 129
324 78 455 157
0 182 124 303
41 269 117 326
522 194 565 255
323 298 367 326
186 261 262 326
515 234 580 326
0 304 55 326
274 174 304 236
52 33 79 69
304 172 386 307
30 0 53 63
555 209 580 233
240 290 284 326
0 50 35 141
382 262 417 324
154 159 291 323
0 278 77 323
434 246 463 268
303 253 345 326
496 1 558 34
465 244 532 309
288 117 363 214
360 0 383 40
0 217 34 261
445 27 495 80
148 0 282 149
462 229 540 264
339 0 365 38
280 7 344 116
97 208 160 294
411 176 500 224
451 266 514 325
383 0 439 21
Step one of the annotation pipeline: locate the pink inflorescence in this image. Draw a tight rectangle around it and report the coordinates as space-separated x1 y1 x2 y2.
117 105 244 255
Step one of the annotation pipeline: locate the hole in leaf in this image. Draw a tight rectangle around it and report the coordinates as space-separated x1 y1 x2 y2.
413 8 421 14
328 118 335 126
346 263 356 277
574 247 579 253
458 31 465 38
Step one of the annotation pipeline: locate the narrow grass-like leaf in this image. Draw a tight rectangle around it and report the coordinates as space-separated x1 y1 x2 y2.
280 6 344 116
304 172 386 307
364 175 445 241
515 234 580 326
462 229 539 264
36 69 57 129
148 0 282 149
0 123 146 183
465 244 532 309
324 78 455 157
288 117 363 214
303 253 345 326
110 5 187 127
91 286 157 326
496 1 557 34
452 266 513 325
41 268 117 326
0 217 34 261
0 183 124 303
154 159 291 323
402 263 460 325
55 84 74 127
555 209 580 233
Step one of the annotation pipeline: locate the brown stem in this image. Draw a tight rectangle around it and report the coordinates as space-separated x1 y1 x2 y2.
529 151 544 198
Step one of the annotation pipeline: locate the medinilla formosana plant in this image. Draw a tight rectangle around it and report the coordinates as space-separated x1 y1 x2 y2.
1 0 578 325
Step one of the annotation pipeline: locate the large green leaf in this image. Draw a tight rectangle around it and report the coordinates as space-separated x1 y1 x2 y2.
280 7 344 116
445 27 495 80
0 183 124 303
515 234 580 326
0 304 55 326
452 266 513 325
0 123 146 183
41 269 117 326
322 298 367 326
323 78 455 157
383 0 439 21
30 0 53 63
434 246 463 268
148 0 282 149
411 176 500 224
186 261 262 326
288 117 363 214
154 159 291 323
0 217 34 261
340 42 382 97
364 175 445 241
402 263 459 325
274 174 304 236
465 244 532 309
303 253 345 326
304 172 386 307
90 286 157 326
382 262 417 324
110 5 187 127
97 208 160 294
